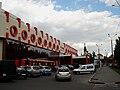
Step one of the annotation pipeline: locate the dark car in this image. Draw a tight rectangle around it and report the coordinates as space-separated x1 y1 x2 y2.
16 67 27 79
0 60 16 81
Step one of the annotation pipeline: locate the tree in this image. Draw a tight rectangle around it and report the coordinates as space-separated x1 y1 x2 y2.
88 53 92 63
114 37 120 65
92 51 96 62
87 51 96 64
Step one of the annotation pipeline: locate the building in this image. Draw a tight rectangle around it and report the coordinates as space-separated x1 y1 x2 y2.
0 3 78 66
72 43 90 65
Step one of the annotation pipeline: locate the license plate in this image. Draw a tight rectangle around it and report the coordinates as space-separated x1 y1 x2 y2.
22 74 26 75
61 73 67 76
3 74 6 76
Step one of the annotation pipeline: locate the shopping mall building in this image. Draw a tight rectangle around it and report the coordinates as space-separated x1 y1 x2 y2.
0 3 78 66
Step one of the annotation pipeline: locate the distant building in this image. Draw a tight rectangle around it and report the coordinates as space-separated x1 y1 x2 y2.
72 43 90 65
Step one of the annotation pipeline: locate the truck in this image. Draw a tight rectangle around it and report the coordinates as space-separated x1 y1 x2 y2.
0 60 16 81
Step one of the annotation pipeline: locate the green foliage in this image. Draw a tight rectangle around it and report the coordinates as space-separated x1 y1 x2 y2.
114 37 120 65
89 53 93 63
112 67 120 75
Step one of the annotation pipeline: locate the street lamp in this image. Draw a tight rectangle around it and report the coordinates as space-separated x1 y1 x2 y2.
115 0 120 7
108 33 117 67
112 0 120 7
96 44 102 60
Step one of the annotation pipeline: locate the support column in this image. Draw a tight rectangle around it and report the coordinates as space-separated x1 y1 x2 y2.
70 54 73 64
0 40 3 60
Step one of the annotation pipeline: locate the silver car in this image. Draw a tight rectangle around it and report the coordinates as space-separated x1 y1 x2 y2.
55 67 72 81
25 66 41 77
39 66 52 76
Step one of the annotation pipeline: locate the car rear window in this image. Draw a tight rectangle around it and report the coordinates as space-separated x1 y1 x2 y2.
58 69 69 72
17 67 25 70
45 67 50 69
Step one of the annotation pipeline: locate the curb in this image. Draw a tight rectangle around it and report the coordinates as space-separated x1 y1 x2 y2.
88 67 104 84
88 72 96 83
90 81 105 84
88 66 120 84
88 75 105 84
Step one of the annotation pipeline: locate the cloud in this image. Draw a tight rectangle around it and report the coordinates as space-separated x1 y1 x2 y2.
0 0 120 55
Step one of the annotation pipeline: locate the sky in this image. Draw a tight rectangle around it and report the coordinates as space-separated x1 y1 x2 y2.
0 0 120 56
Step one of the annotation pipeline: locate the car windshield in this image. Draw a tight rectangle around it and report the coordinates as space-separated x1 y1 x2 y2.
33 67 40 70
26 66 31 70
39 66 44 69
45 67 50 69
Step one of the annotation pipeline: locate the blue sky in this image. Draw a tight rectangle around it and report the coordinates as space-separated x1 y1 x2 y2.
0 0 120 56
53 0 120 15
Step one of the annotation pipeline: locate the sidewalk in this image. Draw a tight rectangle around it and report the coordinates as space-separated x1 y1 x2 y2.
89 66 120 84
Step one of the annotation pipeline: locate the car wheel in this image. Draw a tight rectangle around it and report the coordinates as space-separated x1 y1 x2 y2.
24 77 27 79
27 73 31 77
55 76 58 81
55 77 59 81
69 78 72 81
91 71 94 74
76 71 80 75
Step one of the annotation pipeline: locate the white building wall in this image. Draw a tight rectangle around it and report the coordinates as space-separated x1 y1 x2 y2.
0 7 78 56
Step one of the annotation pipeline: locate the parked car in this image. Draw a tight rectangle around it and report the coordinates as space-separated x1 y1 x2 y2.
25 66 41 77
0 60 16 81
67 65 74 70
51 66 59 72
55 67 72 81
73 64 95 74
72 64 81 69
39 66 52 76
16 67 27 79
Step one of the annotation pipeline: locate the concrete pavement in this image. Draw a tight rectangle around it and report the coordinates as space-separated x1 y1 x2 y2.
89 65 120 84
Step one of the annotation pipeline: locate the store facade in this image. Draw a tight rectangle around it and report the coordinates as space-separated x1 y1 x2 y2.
0 4 78 66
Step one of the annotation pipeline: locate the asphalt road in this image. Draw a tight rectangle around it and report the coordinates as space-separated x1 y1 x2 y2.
0 73 94 90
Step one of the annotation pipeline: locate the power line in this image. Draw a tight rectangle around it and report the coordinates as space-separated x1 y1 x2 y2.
115 0 120 7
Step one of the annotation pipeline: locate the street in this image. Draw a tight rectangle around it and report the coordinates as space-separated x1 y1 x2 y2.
1 72 120 90
0 73 94 90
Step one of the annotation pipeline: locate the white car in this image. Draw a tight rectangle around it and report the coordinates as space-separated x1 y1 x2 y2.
73 64 95 74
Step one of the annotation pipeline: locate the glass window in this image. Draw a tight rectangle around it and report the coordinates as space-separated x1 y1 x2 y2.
81 66 85 69
58 68 69 72
33 66 40 70
45 67 50 69
87 66 93 69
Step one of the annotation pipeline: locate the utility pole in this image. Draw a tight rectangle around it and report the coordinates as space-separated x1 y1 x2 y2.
108 33 117 67
115 0 120 7
96 44 102 60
